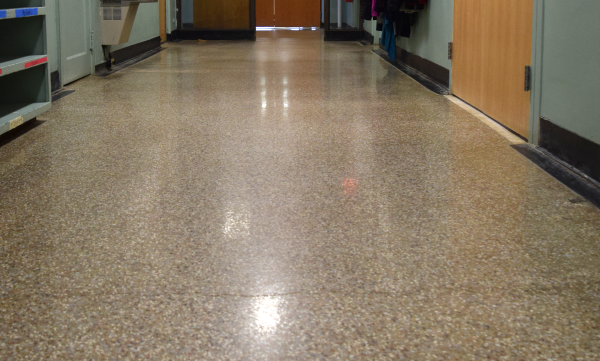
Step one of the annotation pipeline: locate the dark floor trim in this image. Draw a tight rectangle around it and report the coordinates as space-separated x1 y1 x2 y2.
167 32 183 43
95 62 109 74
171 29 256 41
362 31 374 45
539 117 600 184
110 37 162 65
325 29 364 41
512 144 600 209
396 47 450 88
51 89 75 103
51 71 60 93
96 47 164 77
372 49 449 95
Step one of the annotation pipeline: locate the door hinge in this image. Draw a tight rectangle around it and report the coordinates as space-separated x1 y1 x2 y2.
90 30 94 51
448 42 453 60
524 65 532 91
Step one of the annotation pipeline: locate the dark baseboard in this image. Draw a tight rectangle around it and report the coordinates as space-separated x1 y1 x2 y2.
171 29 256 41
50 71 60 92
329 22 354 29
362 31 374 45
52 89 75 103
110 36 162 65
373 49 449 95
512 144 600 209
539 117 600 184
325 29 364 41
95 62 109 74
396 47 449 88
167 33 182 42
96 47 164 77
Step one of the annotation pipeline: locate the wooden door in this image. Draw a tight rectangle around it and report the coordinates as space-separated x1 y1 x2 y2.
159 0 167 42
256 0 275 26
452 0 533 138
193 0 250 29
275 0 320 27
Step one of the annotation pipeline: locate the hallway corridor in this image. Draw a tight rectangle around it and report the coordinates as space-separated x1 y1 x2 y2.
1 30 599 359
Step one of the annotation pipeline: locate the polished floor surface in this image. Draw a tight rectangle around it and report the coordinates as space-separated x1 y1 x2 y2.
1 30 600 359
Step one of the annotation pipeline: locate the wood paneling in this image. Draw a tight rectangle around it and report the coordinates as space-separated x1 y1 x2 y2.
193 0 250 29
452 0 533 137
159 0 167 42
275 0 320 27
256 0 274 26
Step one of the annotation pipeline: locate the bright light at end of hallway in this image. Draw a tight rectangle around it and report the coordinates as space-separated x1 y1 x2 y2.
254 297 281 334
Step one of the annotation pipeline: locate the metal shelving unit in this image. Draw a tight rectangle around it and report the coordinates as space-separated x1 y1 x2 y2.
0 0 51 136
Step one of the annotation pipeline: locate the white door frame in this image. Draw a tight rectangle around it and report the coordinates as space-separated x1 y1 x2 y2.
528 0 545 145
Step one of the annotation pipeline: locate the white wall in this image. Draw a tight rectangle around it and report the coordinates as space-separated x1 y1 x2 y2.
328 0 359 28
363 18 380 45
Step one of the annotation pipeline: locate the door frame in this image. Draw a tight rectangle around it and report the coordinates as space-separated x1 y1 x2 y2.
528 0 544 145
159 0 167 42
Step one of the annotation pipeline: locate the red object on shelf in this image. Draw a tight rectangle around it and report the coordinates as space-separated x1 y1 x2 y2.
0 69 3 75
24 56 47 69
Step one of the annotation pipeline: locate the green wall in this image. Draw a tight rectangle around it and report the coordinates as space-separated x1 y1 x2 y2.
44 0 164 83
92 0 160 65
396 1 453 71
363 2 453 70
539 0 600 144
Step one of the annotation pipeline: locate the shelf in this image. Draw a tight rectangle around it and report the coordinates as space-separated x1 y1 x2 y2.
0 55 47 77
0 7 46 20
0 102 50 135
0 0 50 136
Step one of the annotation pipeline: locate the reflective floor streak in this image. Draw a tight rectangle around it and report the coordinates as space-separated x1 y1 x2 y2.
1 30 599 359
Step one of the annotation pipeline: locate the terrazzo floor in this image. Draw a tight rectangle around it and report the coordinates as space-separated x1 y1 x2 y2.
1 30 600 360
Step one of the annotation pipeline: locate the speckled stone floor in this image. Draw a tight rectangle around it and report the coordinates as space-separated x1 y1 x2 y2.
1 30 600 360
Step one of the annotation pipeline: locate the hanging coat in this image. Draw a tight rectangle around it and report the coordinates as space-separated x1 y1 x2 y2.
404 0 426 11
371 0 379 18
381 16 396 61
361 0 373 20
374 0 387 13
396 11 411 38
387 0 403 12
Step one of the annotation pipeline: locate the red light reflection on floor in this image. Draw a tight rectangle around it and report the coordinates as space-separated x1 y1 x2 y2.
343 178 359 195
